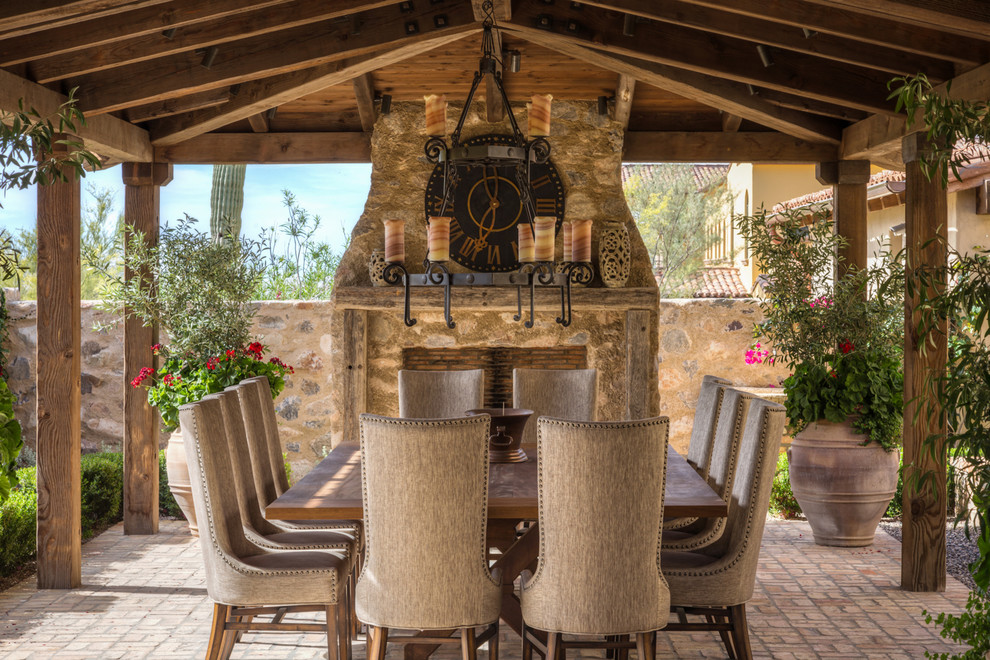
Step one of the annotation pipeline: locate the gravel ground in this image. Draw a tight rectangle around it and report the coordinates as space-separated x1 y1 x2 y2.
879 519 981 592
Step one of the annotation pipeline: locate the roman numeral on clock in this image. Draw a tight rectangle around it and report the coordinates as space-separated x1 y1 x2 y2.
535 197 557 215
531 174 552 190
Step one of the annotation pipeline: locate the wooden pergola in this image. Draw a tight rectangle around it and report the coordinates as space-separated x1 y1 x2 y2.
2 0 987 592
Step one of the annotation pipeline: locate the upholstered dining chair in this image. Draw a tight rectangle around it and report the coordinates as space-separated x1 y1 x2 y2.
520 417 670 660
356 414 501 660
512 368 597 447
661 398 786 660
397 368 485 418
665 375 732 531
179 396 352 660
661 388 755 552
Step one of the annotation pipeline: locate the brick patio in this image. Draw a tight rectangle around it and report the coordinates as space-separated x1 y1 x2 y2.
0 519 970 659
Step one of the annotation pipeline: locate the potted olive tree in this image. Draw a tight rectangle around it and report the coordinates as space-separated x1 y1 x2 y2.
739 205 905 546
100 217 293 534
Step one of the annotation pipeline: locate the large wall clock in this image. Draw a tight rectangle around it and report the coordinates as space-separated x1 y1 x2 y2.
424 133 566 272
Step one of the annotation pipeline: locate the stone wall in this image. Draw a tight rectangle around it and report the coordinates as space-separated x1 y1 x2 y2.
4 297 786 475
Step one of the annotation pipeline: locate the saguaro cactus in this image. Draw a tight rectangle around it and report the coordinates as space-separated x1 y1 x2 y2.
209 164 246 239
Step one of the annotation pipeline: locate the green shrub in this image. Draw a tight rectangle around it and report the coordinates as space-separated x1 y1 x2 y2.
0 468 37 574
80 452 124 539
770 450 802 518
159 449 183 519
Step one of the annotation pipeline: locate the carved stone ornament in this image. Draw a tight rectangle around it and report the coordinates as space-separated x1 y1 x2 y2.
369 248 388 286
598 221 631 288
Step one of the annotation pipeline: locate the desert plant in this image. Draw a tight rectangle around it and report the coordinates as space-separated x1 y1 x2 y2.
209 164 246 239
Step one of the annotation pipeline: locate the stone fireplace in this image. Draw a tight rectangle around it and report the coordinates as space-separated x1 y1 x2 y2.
329 99 659 445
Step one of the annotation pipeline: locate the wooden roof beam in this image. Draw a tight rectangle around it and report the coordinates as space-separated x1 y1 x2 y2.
721 113 742 133
353 73 377 132
798 0 990 41
124 87 232 123
507 3 897 116
670 0 990 67
506 29 843 144
154 132 370 163
580 0 955 81
149 31 477 146
623 131 838 162
25 0 399 83
841 60 990 168
0 0 167 35
73 0 479 115
0 68 151 162
613 74 635 130
470 0 510 22
485 25 504 122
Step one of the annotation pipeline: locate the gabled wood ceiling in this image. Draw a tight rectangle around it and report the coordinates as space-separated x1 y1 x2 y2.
1 0 987 167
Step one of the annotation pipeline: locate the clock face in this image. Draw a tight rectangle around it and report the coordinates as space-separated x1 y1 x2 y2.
425 134 566 272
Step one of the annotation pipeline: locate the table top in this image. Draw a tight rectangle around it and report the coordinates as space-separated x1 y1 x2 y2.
266 445 728 521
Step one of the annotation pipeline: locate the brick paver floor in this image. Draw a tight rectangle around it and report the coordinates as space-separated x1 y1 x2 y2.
0 519 971 659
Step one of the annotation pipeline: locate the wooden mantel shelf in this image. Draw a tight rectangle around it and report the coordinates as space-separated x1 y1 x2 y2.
333 285 659 311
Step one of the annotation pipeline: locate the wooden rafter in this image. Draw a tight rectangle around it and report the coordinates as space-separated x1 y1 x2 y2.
753 88 869 122
124 88 232 123
505 29 843 144
0 0 168 36
149 31 477 146
353 73 377 132
799 0 990 41
613 74 636 130
246 112 270 133
0 67 151 162
623 131 837 162
721 113 742 133
72 1 479 115
25 0 399 83
580 0 955 81
154 132 371 163
841 59 990 167
506 3 897 116
470 0 510 22
672 0 990 66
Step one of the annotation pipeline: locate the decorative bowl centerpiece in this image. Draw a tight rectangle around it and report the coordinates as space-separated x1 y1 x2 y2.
466 407 533 463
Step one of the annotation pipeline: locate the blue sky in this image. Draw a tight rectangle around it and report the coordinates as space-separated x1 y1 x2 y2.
0 163 373 253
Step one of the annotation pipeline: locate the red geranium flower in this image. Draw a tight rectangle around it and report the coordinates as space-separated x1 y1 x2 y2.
840 340 855 354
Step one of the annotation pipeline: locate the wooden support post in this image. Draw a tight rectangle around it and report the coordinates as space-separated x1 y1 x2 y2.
121 162 172 535
613 74 636 130
816 160 871 276
901 133 948 592
485 26 504 123
352 73 377 132
341 309 367 444
626 309 652 420
36 136 82 589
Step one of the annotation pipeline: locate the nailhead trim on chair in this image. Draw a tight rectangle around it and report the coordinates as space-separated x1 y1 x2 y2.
664 408 783 581
184 403 339 600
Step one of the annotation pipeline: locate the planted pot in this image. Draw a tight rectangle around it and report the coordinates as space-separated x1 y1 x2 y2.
165 429 198 537
787 418 899 547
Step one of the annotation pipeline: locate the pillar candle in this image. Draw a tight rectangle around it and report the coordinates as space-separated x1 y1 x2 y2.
428 216 451 262
383 218 405 263
517 222 535 263
534 216 555 261
424 94 447 137
572 219 593 263
528 93 553 138
562 221 573 262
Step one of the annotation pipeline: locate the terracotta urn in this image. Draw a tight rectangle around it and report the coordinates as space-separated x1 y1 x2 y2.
165 429 198 536
787 418 899 547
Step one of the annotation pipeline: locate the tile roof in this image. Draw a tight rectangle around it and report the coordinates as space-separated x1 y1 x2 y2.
772 170 906 213
621 163 730 191
658 266 750 298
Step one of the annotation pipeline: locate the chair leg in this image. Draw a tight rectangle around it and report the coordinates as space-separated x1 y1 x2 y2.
461 626 478 660
728 604 752 660
368 625 389 660
488 622 499 660
206 603 230 660
336 602 352 660
616 635 629 660
521 624 532 660
707 613 736 660
325 605 340 660
635 632 655 660
546 632 561 660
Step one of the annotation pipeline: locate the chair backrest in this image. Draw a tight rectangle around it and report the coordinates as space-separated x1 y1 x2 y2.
218 385 282 536
355 414 501 630
179 396 260 600
695 398 786 603
397 369 485 418
685 375 731 479
522 417 670 635
512 368 597 446
232 380 281 508
241 376 290 495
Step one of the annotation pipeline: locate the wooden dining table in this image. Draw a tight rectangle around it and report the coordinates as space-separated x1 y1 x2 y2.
266 444 727 656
